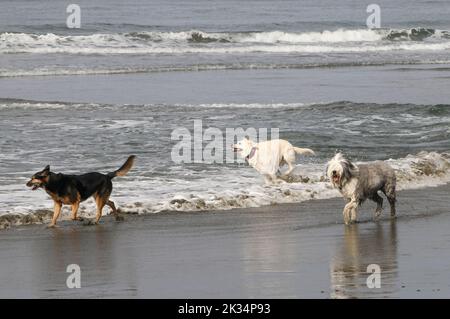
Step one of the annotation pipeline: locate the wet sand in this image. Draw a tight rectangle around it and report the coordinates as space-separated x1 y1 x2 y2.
0 183 449 298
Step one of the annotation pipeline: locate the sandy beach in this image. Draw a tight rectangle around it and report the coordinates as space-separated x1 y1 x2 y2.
2 0 450 302
0 183 449 299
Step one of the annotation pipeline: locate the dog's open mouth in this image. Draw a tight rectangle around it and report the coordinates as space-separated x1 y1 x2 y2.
232 147 242 153
332 175 341 184
26 181 41 191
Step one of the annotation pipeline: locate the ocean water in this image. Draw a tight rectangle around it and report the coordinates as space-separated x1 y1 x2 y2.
1 0 450 227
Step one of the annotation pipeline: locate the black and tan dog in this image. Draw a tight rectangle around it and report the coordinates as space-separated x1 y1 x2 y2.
26 156 136 227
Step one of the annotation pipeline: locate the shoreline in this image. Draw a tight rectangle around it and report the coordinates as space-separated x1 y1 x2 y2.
0 182 449 298
2 148 450 231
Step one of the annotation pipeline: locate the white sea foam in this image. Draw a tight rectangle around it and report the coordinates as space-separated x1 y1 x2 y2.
3 42 450 55
0 101 101 110
235 29 384 43
1 28 449 55
0 100 314 110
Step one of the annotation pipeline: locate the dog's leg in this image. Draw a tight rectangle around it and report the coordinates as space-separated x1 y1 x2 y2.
351 199 360 223
350 206 358 223
343 202 352 225
106 200 117 214
387 193 396 218
343 199 358 224
272 174 286 184
49 201 62 228
264 174 280 185
71 201 81 221
371 193 383 220
282 162 295 177
342 208 351 225
264 175 272 185
384 184 397 218
281 150 296 177
106 200 124 221
271 174 279 184
94 195 106 224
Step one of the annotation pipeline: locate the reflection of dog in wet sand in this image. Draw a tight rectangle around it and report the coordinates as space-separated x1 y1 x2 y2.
26 156 135 227
330 222 398 298
326 153 396 225
232 137 315 184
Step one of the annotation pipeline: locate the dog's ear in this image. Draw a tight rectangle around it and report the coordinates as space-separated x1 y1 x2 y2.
42 165 50 176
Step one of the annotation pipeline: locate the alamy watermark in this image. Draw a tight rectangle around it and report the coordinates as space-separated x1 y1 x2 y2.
366 4 381 29
66 264 81 289
366 264 381 289
65 4 381 30
171 120 279 164
66 4 81 28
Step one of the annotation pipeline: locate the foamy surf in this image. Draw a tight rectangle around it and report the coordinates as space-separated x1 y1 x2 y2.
1 151 449 230
1 28 450 55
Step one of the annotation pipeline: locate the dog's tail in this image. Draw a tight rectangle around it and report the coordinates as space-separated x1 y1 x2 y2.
293 147 315 156
107 155 136 179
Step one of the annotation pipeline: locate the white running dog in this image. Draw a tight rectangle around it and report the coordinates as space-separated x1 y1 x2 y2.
233 137 315 184
326 153 397 225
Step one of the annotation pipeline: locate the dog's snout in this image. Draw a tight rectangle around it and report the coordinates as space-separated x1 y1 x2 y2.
332 170 337 176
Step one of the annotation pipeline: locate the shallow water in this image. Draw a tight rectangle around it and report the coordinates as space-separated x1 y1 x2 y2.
0 98 449 225
1 0 450 226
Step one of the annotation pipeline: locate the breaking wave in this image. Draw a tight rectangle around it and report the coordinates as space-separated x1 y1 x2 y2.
2 98 450 111
1 28 450 55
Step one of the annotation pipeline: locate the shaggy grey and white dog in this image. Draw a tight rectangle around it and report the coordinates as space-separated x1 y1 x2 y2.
326 153 397 224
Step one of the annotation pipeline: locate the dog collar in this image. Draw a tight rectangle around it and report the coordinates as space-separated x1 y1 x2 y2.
245 147 257 162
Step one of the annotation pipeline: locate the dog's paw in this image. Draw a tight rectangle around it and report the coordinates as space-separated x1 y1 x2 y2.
343 211 350 225
82 219 98 226
278 175 291 182
115 215 125 222
46 224 57 229
71 217 84 222
373 211 382 221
